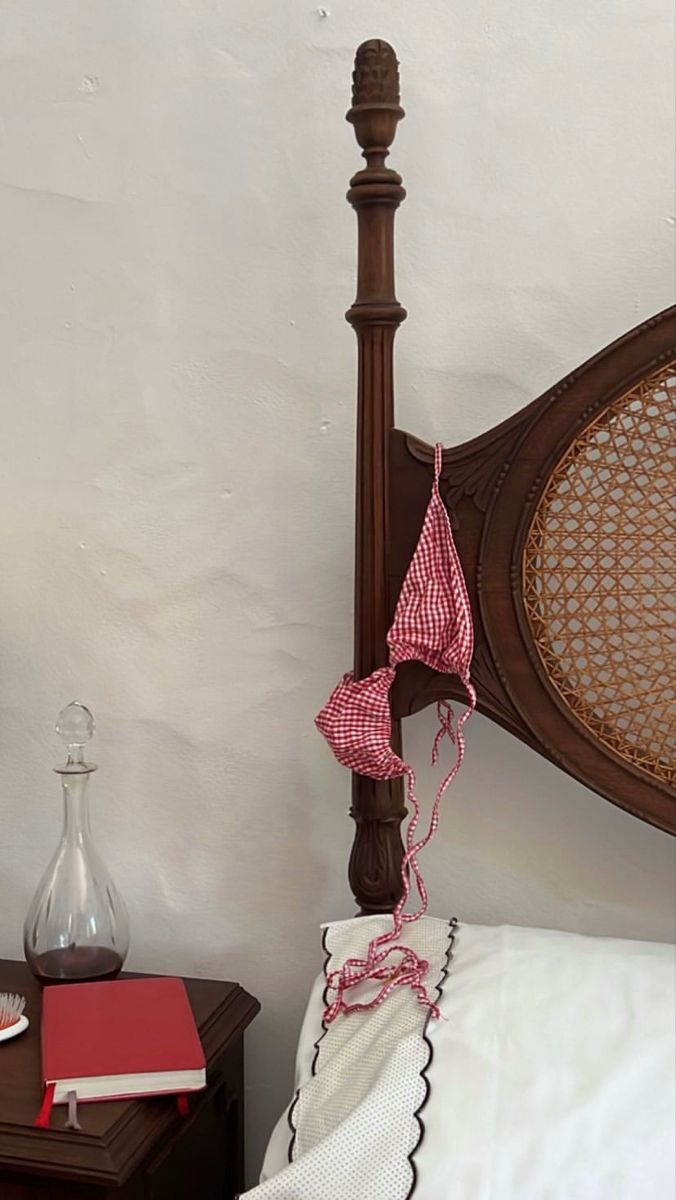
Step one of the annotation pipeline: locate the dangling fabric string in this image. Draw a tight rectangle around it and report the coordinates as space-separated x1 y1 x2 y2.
318 444 477 1023
432 700 455 765
324 677 476 1023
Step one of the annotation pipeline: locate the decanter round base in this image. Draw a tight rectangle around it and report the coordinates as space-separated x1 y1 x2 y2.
29 946 125 985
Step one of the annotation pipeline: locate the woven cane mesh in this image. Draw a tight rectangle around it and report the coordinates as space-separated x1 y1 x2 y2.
523 364 675 786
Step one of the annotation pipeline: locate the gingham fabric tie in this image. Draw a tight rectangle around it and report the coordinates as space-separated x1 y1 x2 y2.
316 444 476 1022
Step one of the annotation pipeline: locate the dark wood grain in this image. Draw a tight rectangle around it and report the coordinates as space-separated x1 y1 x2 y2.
346 40 409 914
343 41 675 913
0 959 259 1198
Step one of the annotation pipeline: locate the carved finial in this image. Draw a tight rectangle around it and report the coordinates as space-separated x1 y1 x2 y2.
347 40 404 172
351 39 400 107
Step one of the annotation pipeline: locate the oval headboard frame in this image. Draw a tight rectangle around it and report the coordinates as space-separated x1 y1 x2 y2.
389 309 675 834
344 41 675 915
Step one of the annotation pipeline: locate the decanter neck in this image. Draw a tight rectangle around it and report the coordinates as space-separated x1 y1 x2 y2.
60 773 93 844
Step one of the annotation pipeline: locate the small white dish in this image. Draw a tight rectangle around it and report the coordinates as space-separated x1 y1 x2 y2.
0 1015 29 1044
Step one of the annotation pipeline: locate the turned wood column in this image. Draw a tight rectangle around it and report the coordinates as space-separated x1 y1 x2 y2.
345 41 407 914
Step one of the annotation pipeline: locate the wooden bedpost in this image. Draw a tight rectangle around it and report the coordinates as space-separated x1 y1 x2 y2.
346 41 407 914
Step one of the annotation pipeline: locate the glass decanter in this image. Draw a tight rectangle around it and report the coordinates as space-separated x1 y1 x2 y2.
23 702 130 984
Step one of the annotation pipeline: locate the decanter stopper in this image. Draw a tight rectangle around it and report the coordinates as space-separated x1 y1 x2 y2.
55 701 96 770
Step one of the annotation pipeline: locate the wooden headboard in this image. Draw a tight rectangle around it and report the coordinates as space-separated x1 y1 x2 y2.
343 40 676 914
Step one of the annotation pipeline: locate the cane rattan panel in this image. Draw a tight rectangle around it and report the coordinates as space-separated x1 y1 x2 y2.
523 365 675 786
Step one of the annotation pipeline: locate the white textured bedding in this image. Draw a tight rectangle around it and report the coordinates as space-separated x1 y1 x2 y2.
243 917 676 1200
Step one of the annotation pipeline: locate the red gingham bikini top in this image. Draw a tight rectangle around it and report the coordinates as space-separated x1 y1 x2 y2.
316 444 476 1022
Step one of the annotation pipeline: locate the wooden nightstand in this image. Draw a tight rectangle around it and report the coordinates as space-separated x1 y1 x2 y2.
0 958 260 1199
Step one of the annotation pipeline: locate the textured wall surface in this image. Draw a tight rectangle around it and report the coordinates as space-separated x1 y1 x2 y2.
0 0 674 1180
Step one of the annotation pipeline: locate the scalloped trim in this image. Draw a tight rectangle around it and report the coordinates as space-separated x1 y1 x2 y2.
287 926 332 1163
406 918 457 1198
287 918 458 1196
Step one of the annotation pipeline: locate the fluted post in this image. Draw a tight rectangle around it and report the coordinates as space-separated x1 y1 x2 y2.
346 41 407 914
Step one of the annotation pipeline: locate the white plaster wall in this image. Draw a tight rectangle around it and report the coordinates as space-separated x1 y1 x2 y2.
0 0 674 1180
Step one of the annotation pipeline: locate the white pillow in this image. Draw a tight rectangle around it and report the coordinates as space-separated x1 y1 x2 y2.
246 918 676 1200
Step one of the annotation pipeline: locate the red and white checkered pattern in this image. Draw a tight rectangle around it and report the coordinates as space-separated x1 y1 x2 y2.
316 445 476 1022
388 443 474 677
315 666 404 779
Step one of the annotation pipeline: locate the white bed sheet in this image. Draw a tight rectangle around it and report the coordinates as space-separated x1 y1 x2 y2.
245 918 676 1200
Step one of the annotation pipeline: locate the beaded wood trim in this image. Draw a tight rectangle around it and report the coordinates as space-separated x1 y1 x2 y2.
523 363 675 786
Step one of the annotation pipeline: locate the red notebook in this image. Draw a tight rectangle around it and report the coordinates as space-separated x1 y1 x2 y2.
40 976 206 1110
